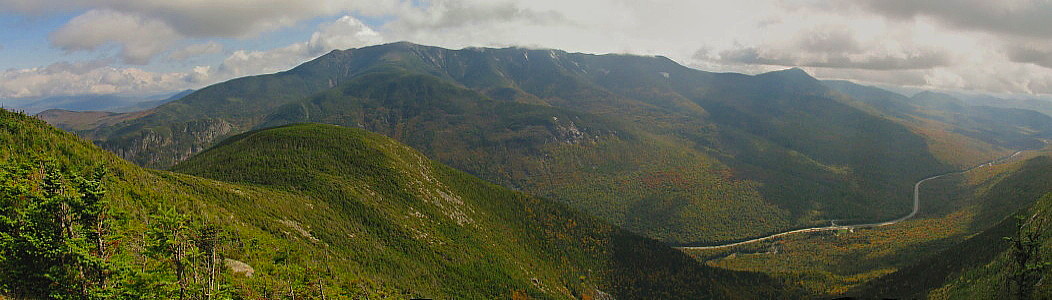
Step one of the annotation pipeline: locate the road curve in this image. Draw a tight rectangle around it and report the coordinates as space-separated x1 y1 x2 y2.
677 150 1024 251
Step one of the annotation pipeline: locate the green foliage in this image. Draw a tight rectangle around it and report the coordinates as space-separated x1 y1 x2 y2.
1004 215 1051 300
0 160 241 299
1 108 408 298
0 161 110 299
140 207 229 299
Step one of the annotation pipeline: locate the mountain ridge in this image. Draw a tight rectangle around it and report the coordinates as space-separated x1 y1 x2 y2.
74 41 1041 246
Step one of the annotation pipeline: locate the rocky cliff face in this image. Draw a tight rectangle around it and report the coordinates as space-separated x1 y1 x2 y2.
104 118 235 167
551 116 592 144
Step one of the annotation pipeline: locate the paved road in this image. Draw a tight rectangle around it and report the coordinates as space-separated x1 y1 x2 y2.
677 150 1024 251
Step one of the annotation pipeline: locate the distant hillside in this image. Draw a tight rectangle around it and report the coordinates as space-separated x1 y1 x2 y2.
6 89 191 115
35 109 152 131
825 80 1052 167
79 42 1047 246
956 93 1052 119
1 109 797 298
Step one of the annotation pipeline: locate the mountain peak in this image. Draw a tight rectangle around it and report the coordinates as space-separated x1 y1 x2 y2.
381 41 425 49
912 90 953 99
911 90 963 103
324 41 425 55
761 67 813 79
910 90 965 110
754 67 825 94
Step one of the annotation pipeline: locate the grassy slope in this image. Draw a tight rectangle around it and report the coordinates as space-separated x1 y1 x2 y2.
2 109 796 298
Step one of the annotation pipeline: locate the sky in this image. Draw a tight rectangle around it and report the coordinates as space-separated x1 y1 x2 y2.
2 0 1052 100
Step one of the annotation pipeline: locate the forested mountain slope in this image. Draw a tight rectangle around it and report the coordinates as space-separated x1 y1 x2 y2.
79 42 1049 245
254 68 790 244
1 109 796 298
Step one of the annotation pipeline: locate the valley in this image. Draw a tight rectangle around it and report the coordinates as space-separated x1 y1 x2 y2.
686 146 1052 296
64 42 1048 248
7 42 1052 299
681 149 1029 250
7 0 1052 297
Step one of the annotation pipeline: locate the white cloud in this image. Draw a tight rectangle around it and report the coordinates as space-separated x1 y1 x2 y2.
809 68 931 87
0 60 202 98
851 0 1052 39
713 24 954 70
50 9 182 65
29 0 399 66
2 14 383 99
168 42 224 61
4 0 1052 97
307 16 385 55
1 0 406 38
388 0 570 32
213 15 383 79
216 44 312 78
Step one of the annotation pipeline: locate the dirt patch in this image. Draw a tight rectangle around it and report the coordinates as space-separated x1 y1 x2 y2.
224 258 254 277
278 219 320 242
